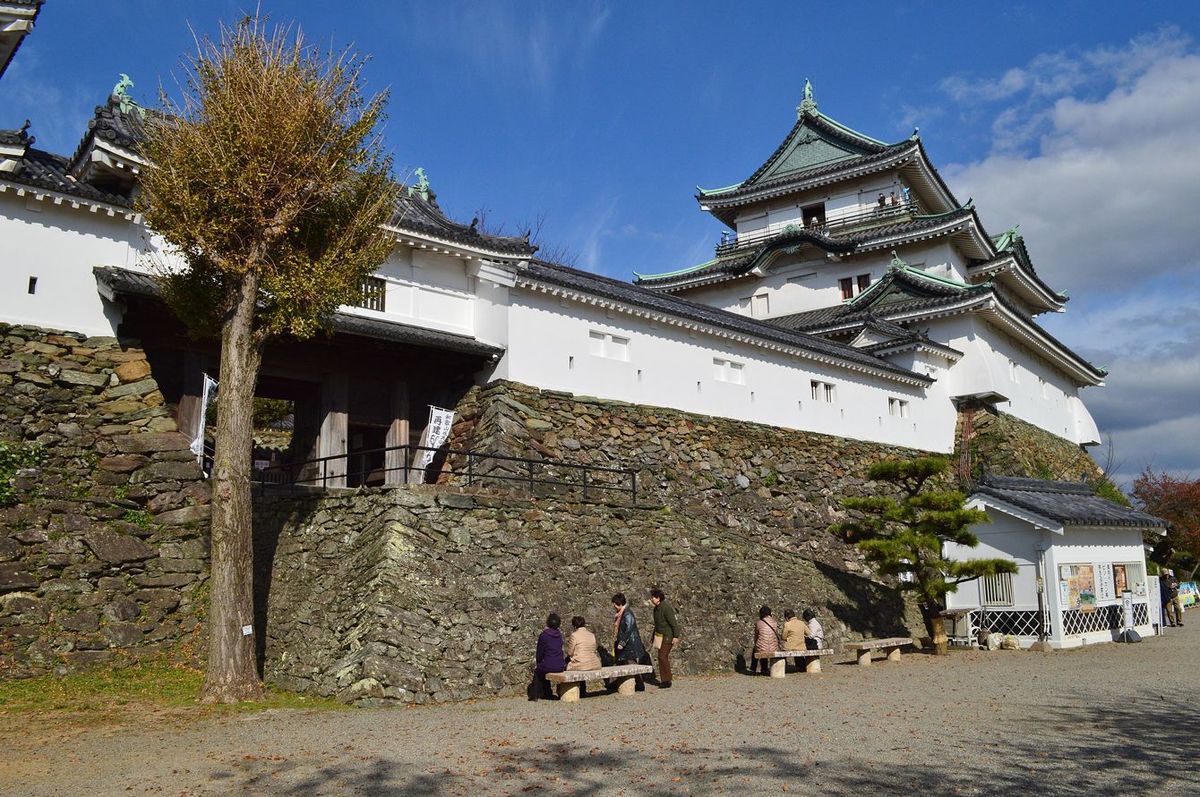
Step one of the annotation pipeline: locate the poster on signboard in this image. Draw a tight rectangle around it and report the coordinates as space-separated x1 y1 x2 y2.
1063 564 1096 611
1095 562 1116 602
1114 564 1128 596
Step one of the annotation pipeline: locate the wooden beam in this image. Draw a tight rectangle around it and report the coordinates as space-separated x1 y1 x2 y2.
318 372 349 488
385 380 410 485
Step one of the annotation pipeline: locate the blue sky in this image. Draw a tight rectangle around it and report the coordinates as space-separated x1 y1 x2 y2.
3 1 1198 487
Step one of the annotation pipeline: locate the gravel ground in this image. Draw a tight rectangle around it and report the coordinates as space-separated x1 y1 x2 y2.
3 624 1198 796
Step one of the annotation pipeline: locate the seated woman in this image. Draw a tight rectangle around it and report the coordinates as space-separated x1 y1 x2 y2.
803 609 824 651
566 616 602 671
753 605 780 674
781 609 806 651
532 612 566 700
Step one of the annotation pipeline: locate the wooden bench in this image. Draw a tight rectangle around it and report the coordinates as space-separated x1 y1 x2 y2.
545 664 653 703
753 648 834 678
843 637 913 666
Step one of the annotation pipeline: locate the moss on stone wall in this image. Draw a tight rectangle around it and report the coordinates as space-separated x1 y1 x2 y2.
0 324 211 677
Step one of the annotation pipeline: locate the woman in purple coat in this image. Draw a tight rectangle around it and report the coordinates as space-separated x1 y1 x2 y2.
532 612 566 700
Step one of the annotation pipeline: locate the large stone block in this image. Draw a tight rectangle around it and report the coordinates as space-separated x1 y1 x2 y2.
113 360 152 383
83 530 155 564
112 432 190 454
0 564 38 592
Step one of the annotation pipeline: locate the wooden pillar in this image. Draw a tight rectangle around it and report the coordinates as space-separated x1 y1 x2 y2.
319 372 348 488
175 351 206 447
385 380 410 486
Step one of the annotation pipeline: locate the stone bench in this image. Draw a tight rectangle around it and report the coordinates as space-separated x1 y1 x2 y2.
545 664 654 702
843 637 913 666
753 648 835 678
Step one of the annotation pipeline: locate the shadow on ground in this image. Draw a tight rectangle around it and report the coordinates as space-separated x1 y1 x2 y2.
212 687 1199 795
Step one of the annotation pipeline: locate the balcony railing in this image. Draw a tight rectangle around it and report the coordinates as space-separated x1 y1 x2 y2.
714 199 925 256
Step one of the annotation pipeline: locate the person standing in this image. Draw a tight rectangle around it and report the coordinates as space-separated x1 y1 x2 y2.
649 587 681 689
753 605 780 675
532 612 566 700
1162 570 1183 627
802 609 825 650
613 592 648 691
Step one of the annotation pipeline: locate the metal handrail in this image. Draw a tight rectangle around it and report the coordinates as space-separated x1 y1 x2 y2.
714 199 924 256
255 443 638 505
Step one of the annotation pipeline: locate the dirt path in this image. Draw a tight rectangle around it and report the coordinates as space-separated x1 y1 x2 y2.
3 626 1198 796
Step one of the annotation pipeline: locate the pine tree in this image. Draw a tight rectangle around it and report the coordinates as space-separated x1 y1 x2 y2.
830 456 1016 654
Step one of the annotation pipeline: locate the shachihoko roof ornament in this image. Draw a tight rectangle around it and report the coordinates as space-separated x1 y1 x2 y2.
111 74 145 120
797 78 817 116
408 167 432 201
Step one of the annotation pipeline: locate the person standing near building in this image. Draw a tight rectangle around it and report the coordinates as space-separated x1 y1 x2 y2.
649 587 680 689
1162 570 1183 627
613 592 648 691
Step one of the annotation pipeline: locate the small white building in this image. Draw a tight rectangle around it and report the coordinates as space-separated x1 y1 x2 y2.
945 476 1169 649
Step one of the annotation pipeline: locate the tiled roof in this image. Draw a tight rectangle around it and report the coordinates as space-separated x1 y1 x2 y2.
974 233 1066 304
1 146 133 207
702 141 914 205
521 260 930 383
388 191 536 257
974 475 1169 529
0 125 31 146
768 268 992 333
91 266 504 357
635 207 976 289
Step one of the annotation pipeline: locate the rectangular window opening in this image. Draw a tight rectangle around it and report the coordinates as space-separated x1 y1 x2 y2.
981 572 1014 607
356 276 386 312
27 276 38 295
588 330 629 361
839 277 854 301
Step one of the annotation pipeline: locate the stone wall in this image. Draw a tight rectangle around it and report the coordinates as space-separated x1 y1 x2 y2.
253 486 919 704
0 324 210 676
957 406 1102 482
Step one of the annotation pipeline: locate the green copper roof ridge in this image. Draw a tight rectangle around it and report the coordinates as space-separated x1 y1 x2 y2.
811 109 889 147
696 181 745 197
913 199 975 220
634 256 720 282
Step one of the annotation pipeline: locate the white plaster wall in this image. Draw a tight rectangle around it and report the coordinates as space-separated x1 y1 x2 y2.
342 247 478 337
944 509 1046 611
931 315 1097 445
680 240 970 322
1044 527 1152 647
502 288 957 451
732 172 909 238
0 193 147 337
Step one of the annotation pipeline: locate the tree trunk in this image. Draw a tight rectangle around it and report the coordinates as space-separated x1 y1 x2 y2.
202 273 265 703
922 605 949 656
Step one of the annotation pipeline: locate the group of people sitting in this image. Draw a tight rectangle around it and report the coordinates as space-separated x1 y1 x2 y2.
531 589 681 700
751 605 824 674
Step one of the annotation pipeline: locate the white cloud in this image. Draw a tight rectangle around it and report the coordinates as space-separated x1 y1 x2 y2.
940 29 1200 486
943 34 1200 295
408 1 610 99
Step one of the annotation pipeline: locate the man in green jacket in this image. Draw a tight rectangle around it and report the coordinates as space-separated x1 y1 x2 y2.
649 587 681 688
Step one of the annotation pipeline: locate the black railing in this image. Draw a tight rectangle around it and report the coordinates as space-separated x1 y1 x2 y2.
713 199 925 255
256 443 638 505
